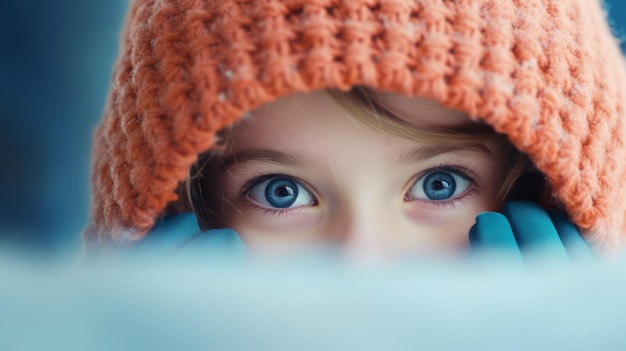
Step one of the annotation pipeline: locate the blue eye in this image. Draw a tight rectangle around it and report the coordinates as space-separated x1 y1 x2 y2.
248 176 315 209
408 170 471 201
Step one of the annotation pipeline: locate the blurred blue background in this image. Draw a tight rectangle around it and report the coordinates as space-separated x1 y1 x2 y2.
0 1 128 258
0 1 624 259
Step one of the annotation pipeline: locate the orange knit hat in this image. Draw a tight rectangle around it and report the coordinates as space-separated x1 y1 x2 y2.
85 0 626 253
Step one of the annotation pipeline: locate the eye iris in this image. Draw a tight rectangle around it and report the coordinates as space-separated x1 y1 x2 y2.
423 172 456 200
265 178 299 208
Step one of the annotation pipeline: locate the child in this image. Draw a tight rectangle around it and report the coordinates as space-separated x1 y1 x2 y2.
84 0 626 259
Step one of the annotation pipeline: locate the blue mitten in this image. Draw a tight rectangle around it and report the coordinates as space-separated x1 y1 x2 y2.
131 212 245 260
469 201 594 264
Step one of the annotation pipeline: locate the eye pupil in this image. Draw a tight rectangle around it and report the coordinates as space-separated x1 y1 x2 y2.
273 186 294 197
431 179 449 191
423 172 456 200
265 178 299 208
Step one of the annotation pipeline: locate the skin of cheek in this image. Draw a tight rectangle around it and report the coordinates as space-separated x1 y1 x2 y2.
397 187 497 253
226 203 485 256
401 206 475 252
223 205 328 253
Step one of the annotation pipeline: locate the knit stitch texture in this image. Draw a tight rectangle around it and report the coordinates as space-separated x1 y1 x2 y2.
85 0 626 253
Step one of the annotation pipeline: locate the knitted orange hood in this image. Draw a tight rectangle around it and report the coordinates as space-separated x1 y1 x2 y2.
85 0 626 254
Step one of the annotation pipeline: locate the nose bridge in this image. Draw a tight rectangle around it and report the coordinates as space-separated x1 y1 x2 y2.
330 195 392 259
324 159 401 259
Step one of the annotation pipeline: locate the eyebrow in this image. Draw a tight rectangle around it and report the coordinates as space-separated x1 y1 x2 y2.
218 145 491 172
394 144 491 166
218 149 323 171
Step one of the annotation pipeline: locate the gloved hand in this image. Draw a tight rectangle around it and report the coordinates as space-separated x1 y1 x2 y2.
469 201 594 264
130 212 245 260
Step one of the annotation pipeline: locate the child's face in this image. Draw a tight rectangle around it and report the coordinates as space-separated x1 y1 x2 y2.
215 90 499 260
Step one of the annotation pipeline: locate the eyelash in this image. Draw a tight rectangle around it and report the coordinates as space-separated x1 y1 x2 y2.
239 172 290 198
238 165 479 216
244 204 303 218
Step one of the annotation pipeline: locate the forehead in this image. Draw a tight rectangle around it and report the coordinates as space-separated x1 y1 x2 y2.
363 88 473 128
231 90 361 150
232 89 475 146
